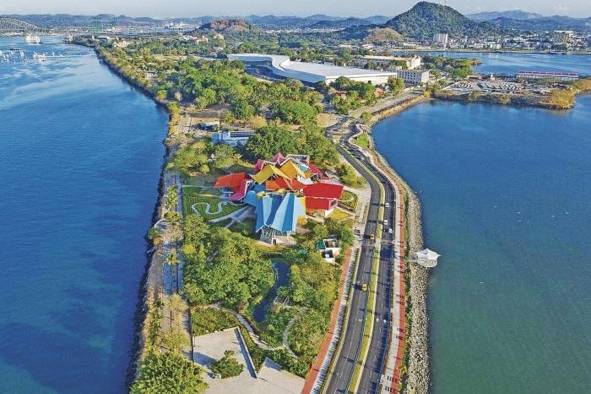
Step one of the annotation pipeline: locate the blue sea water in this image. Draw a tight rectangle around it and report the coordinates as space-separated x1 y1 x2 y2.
0 37 166 393
373 94 591 392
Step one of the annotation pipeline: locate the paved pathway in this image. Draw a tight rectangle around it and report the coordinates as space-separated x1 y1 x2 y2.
206 305 296 356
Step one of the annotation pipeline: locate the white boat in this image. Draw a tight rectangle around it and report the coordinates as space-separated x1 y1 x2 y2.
25 34 41 45
32 52 47 62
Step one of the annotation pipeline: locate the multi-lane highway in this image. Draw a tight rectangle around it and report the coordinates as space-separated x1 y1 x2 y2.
324 128 397 394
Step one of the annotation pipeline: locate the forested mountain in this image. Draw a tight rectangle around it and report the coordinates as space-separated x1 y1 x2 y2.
382 2 503 39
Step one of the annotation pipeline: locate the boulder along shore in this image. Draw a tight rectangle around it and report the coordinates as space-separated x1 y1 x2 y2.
363 94 431 393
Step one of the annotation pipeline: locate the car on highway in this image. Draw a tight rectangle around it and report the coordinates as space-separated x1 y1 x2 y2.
385 202 390 208
360 283 368 292
383 219 388 226
369 234 375 241
388 228 393 234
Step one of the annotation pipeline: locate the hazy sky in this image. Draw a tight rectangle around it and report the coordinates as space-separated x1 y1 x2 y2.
0 0 588 18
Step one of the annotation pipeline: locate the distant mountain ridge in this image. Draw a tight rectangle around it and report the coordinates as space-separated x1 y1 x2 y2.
4 7 590 34
488 16 591 33
0 13 160 28
468 10 543 21
309 16 390 30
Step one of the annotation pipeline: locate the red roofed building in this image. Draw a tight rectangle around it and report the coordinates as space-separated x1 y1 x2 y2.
303 182 344 216
214 172 250 201
214 172 247 190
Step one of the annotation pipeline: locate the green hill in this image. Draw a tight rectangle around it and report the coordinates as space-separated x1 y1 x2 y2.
383 1 502 39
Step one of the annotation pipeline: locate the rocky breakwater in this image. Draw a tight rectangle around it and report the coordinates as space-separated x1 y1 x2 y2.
370 149 430 394
354 101 431 393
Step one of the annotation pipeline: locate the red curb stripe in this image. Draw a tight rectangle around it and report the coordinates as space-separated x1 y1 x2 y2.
301 248 353 394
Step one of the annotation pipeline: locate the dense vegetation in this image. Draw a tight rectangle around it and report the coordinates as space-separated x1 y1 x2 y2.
244 123 338 164
191 307 240 336
131 352 206 394
167 140 240 176
99 45 323 125
543 78 591 109
182 215 275 310
330 76 378 114
211 351 244 378
423 56 475 79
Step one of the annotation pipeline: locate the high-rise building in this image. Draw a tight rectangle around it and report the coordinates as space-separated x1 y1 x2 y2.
432 33 449 48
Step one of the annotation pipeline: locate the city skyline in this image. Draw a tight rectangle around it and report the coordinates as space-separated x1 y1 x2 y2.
0 0 588 18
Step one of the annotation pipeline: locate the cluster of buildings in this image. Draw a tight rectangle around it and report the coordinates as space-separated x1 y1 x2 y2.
428 30 590 52
214 153 345 244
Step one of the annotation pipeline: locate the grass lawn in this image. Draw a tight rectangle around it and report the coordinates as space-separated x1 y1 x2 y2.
339 190 358 211
191 307 240 336
354 133 371 149
329 207 353 222
182 186 242 220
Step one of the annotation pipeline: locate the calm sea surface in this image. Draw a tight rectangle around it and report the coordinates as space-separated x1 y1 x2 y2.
373 55 591 393
0 37 166 393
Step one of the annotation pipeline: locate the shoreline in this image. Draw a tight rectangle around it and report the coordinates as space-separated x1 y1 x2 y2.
87 46 175 387
355 85 591 393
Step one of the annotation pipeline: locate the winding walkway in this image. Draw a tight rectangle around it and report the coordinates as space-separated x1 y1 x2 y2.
206 304 297 356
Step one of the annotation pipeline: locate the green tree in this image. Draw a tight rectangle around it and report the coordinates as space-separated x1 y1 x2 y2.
272 100 318 125
387 77 405 95
244 125 298 160
298 125 338 165
167 141 211 176
211 350 244 378
213 143 240 169
131 352 206 394
183 227 274 310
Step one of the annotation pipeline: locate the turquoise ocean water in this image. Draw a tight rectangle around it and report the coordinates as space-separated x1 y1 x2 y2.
373 57 591 392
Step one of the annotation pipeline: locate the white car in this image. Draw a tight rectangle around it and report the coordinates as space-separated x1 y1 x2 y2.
388 228 393 234
385 202 390 208
383 219 388 226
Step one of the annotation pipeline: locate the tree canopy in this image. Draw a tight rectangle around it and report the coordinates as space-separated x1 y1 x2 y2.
131 352 206 394
244 124 337 164
211 350 244 379
182 218 274 310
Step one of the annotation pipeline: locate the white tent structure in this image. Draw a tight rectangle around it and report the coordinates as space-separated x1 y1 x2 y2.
415 248 440 268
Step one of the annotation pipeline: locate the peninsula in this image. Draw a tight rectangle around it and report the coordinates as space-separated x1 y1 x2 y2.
63 2 590 393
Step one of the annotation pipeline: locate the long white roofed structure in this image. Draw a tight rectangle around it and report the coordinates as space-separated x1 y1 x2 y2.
228 53 397 85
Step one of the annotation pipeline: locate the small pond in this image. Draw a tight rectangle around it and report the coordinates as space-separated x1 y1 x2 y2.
252 260 290 323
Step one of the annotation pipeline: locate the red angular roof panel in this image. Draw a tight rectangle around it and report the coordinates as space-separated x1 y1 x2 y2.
214 172 247 191
303 182 344 200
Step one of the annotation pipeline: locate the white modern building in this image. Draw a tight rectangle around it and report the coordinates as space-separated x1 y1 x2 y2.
397 69 430 85
228 53 397 85
211 130 254 147
361 55 422 70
